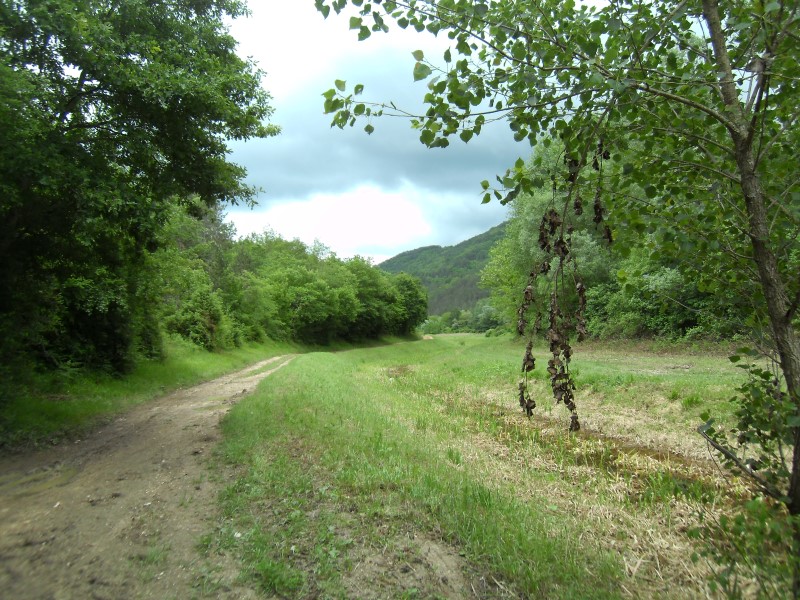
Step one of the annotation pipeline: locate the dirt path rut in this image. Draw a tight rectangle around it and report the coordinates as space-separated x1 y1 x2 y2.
0 355 295 600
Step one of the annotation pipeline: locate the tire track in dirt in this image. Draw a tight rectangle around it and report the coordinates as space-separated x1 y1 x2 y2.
0 355 295 600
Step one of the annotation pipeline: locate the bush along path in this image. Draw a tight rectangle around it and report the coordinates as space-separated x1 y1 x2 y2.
0 355 295 600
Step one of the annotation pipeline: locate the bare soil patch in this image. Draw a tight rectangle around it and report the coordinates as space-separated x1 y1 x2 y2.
0 355 294 600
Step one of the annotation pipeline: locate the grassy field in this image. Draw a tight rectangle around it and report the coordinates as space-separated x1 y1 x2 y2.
208 334 765 599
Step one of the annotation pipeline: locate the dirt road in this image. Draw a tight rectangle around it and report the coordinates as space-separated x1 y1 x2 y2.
0 355 295 600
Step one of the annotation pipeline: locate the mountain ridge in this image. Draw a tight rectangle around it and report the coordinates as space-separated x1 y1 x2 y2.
379 222 506 315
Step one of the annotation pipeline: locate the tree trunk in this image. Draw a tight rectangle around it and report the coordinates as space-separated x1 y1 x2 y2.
702 1 800 594
736 139 800 598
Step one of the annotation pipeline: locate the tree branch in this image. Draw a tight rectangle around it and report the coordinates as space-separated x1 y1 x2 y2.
698 425 785 501
701 0 745 130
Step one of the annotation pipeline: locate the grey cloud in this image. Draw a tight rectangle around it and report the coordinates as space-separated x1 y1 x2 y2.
229 47 526 207
405 186 509 252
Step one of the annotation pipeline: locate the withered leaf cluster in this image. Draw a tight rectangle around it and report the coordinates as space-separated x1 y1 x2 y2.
518 380 536 417
518 222 582 432
513 140 617 432
593 189 604 224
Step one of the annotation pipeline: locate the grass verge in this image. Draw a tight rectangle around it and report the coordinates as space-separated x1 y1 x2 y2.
0 335 298 449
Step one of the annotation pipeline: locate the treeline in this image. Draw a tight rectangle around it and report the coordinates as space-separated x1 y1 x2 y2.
156 201 428 348
0 1 427 383
0 198 427 378
480 145 759 342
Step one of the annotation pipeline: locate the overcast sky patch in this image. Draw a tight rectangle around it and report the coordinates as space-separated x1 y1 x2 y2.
225 1 525 261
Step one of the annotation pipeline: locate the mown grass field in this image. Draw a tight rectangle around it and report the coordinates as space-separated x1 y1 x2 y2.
207 334 760 599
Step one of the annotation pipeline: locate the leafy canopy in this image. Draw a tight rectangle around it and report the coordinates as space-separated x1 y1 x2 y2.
0 0 277 371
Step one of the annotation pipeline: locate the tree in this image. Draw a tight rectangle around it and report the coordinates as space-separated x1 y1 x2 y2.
344 256 399 339
391 272 429 334
316 0 800 593
0 0 276 372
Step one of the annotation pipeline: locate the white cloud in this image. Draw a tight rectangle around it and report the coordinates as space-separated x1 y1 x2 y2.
230 2 448 102
227 184 434 261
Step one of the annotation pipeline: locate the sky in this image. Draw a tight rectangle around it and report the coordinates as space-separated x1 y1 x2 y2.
225 1 525 263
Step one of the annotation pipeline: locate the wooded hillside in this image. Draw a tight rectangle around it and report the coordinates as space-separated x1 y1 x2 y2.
379 223 506 315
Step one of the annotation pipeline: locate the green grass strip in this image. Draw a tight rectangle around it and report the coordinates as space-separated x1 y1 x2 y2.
0 337 297 448
217 338 624 598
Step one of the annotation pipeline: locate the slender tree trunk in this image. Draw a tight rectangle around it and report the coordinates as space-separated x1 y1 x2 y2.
703 0 800 594
735 98 800 600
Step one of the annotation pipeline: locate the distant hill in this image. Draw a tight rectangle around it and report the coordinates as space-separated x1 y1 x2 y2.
379 223 507 315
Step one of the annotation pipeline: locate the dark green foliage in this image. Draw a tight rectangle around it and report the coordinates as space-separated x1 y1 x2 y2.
380 223 506 315
0 0 276 374
391 273 429 335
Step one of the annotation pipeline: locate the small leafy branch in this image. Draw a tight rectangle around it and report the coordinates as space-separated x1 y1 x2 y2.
700 350 796 501
696 348 800 596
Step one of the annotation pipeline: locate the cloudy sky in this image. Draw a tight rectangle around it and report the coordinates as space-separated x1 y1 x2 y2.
225 1 525 263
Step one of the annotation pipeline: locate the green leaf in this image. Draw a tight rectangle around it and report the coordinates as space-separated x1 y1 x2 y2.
459 130 473 143
349 16 362 29
420 129 435 145
413 62 432 81
358 26 371 41
412 49 425 61
364 123 375 135
354 84 364 95
698 418 715 433
335 79 346 92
